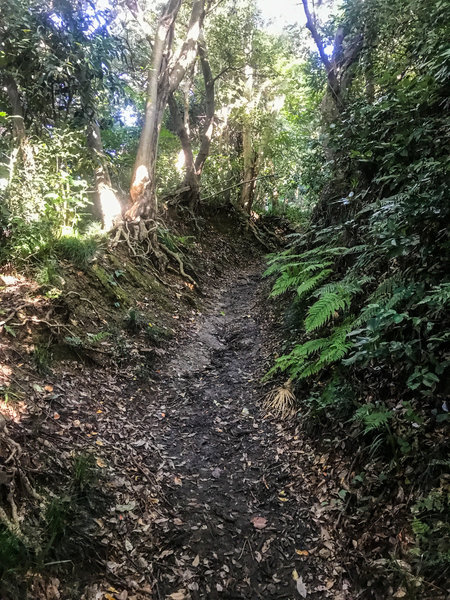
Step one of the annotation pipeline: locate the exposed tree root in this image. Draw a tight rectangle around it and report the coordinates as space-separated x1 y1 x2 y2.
0 416 42 546
65 291 104 322
111 217 199 286
0 504 28 544
247 219 273 251
260 222 284 244
0 303 41 330
161 246 197 286
111 218 168 271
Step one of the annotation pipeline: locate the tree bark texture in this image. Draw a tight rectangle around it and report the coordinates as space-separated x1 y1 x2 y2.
3 74 35 173
167 32 215 207
301 0 363 116
86 120 122 229
240 63 257 213
127 0 205 221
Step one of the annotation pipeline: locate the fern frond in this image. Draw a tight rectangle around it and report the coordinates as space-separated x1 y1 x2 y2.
369 275 402 301
305 292 351 332
302 261 333 273
270 270 304 296
263 260 300 277
314 275 373 299
298 245 347 260
352 303 383 328
343 244 368 256
296 269 332 299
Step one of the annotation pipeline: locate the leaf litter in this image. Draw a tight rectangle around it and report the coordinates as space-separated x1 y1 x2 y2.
2 260 354 599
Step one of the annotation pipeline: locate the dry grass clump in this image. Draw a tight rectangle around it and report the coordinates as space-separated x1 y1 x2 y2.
263 379 296 420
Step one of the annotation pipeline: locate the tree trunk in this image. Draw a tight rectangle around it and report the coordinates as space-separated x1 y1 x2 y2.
127 0 205 221
301 0 363 116
167 32 215 208
240 125 257 214
3 74 35 173
240 63 257 213
168 92 200 205
194 36 215 178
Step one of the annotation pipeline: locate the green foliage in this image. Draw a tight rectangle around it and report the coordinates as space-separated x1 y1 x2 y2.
124 308 143 334
33 343 52 374
0 528 29 598
266 0 450 592
72 453 98 492
353 403 393 434
54 235 99 268
410 486 450 570
86 330 111 344
303 374 354 422
0 129 96 266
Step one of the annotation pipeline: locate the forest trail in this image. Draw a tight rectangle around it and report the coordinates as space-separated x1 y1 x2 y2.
131 263 339 600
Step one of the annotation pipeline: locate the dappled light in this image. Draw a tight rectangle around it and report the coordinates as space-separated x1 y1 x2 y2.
0 0 448 598
0 398 24 424
98 183 122 231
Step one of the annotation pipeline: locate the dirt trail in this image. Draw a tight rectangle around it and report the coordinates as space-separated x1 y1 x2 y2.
141 264 319 599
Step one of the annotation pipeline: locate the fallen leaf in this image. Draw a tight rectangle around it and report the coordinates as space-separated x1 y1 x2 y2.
115 501 136 512
96 457 106 468
296 576 307 598
192 554 200 567
251 516 267 529
96 440 104 446
169 592 185 600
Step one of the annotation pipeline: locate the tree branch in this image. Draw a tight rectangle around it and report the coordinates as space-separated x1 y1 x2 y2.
301 0 331 72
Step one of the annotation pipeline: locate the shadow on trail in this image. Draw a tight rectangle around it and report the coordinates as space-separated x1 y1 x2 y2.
146 267 314 599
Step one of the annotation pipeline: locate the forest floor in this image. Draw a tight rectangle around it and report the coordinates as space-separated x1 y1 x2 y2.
78 261 352 600
1 223 357 599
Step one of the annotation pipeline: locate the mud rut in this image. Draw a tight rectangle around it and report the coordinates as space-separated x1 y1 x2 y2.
142 265 317 599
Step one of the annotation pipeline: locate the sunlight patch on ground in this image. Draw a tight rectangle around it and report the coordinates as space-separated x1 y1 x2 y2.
0 398 24 423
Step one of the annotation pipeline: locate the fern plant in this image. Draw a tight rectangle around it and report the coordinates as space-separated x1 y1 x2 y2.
268 321 353 380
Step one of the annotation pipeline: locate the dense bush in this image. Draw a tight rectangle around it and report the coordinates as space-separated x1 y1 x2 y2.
0 128 95 265
267 0 450 593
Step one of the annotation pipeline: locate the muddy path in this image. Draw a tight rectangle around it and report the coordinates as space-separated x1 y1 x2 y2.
136 264 334 600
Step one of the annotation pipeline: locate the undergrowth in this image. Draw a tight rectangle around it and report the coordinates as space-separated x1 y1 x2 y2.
0 452 106 599
266 0 450 595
